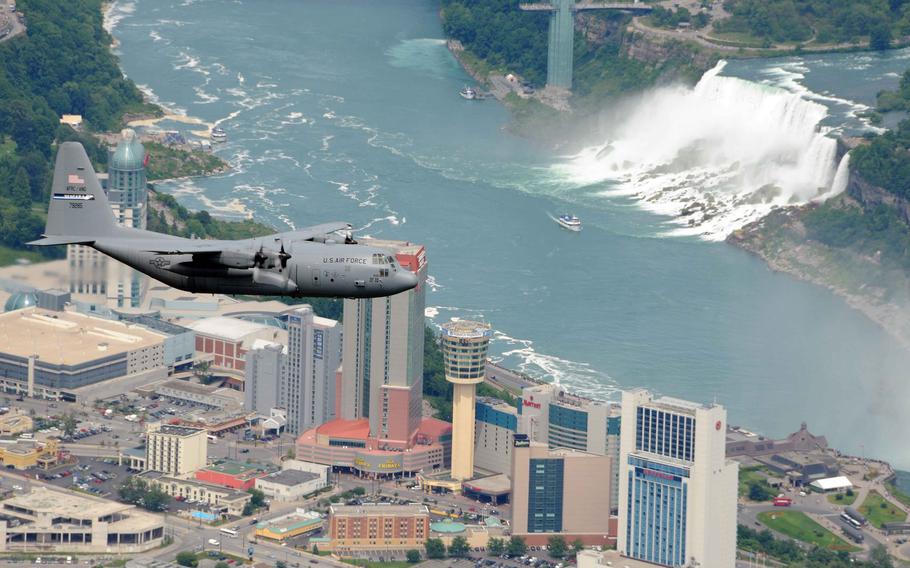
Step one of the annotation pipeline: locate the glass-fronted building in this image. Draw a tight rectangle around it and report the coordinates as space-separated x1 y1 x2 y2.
617 389 738 568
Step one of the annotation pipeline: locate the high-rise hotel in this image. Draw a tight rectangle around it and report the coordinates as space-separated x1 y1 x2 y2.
617 389 738 568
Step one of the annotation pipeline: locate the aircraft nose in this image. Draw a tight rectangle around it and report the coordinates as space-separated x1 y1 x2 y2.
396 270 418 292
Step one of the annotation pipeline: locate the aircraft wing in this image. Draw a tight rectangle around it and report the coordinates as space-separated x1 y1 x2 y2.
275 222 352 242
141 222 351 255
143 241 226 255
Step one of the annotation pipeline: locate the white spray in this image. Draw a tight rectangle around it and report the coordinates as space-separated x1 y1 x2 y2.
556 61 846 240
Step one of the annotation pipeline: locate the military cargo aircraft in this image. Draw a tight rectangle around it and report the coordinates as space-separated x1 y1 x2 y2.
29 142 418 298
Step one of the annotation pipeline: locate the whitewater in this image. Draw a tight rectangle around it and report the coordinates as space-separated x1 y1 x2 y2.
558 61 847 241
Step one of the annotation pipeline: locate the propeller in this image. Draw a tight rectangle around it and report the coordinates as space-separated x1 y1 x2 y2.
278 241 291 270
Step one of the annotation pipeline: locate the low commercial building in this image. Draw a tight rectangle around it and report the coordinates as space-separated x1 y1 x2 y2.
0 410 32 435
255 469 327 503
809 476 853 493
145 424 207 476
0 308 167 400
327 504 429 554
726 422 829 458
0 438 58 470
195 460 274 490
754 451 840 486
155 379 243 409
171 407 254 436
0 486 164 553
141 472 251 517
255 509 323 541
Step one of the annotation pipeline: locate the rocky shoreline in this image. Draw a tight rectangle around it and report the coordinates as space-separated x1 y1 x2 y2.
728 200 910 350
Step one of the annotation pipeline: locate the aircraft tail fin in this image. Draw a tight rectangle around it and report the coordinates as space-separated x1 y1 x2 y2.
31 142 116 246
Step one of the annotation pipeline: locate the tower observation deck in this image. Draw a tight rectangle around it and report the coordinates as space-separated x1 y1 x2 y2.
520 0 652 89
441 320 493 481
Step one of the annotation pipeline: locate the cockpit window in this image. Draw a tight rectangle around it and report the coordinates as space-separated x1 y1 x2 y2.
372 253 388 265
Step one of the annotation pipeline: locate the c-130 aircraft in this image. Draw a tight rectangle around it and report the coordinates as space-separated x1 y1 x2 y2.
29 142 418 298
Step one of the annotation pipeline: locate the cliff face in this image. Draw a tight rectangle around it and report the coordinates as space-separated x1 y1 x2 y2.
848 173 910 225
620 28 717 70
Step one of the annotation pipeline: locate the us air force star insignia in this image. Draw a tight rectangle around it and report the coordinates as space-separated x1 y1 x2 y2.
149 257 171 269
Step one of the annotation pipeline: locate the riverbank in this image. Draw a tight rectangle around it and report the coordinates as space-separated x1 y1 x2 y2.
729 196 910 350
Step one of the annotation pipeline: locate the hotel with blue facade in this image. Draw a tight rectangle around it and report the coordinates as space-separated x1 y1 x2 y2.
617 389 738 568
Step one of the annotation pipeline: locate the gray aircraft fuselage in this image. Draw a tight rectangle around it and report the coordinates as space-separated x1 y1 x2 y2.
30 141 419 299
93 230 417 298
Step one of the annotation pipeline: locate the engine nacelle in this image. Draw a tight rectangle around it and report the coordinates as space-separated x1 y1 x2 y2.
252 267 297 293
215 251 257 269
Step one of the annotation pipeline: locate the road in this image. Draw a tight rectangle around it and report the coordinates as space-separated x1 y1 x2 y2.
485 361 537 394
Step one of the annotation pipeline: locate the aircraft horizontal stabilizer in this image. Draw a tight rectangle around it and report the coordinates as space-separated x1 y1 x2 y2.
27 235 95 246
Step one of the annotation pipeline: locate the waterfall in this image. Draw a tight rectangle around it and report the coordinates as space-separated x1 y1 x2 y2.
556 61 841 240
828 153 851 198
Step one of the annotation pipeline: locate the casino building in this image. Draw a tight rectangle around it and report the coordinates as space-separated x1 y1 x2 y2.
0 307 167 399
295 417 451 477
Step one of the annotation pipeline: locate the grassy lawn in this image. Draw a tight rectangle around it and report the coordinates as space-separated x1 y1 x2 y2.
887 481 910 508
859 490 907 528
757 511 859 552
827 492 858 506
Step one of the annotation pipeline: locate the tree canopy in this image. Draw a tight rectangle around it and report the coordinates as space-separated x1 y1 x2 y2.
0 0 150 257
716 0 910 46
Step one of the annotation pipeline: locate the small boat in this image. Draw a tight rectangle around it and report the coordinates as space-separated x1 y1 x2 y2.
460 86 478 100
210 127 227 141
555 214 582 232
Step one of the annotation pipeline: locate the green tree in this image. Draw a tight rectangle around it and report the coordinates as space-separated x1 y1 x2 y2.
507 536 527 558
352 486 366 496
276 562 288 568
312 544 320 555
214 563 229 568
870 23 892 50
570 539 584 556
11 167 30 209
869 544 895 568
425 538 447 559
487 537 505 556
547 535 567 559
175 551 198 567
406 549 422 563
144 486 170 511
61 413 77 437
449 536 470 558
748 481 775 501
242 501 255 516
247 487 266 507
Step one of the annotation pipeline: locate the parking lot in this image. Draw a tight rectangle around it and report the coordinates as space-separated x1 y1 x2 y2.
39 457 134 499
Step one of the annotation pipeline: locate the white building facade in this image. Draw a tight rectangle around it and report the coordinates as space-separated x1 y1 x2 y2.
244 339 285 414
617 389 738 568
281 306 342 434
